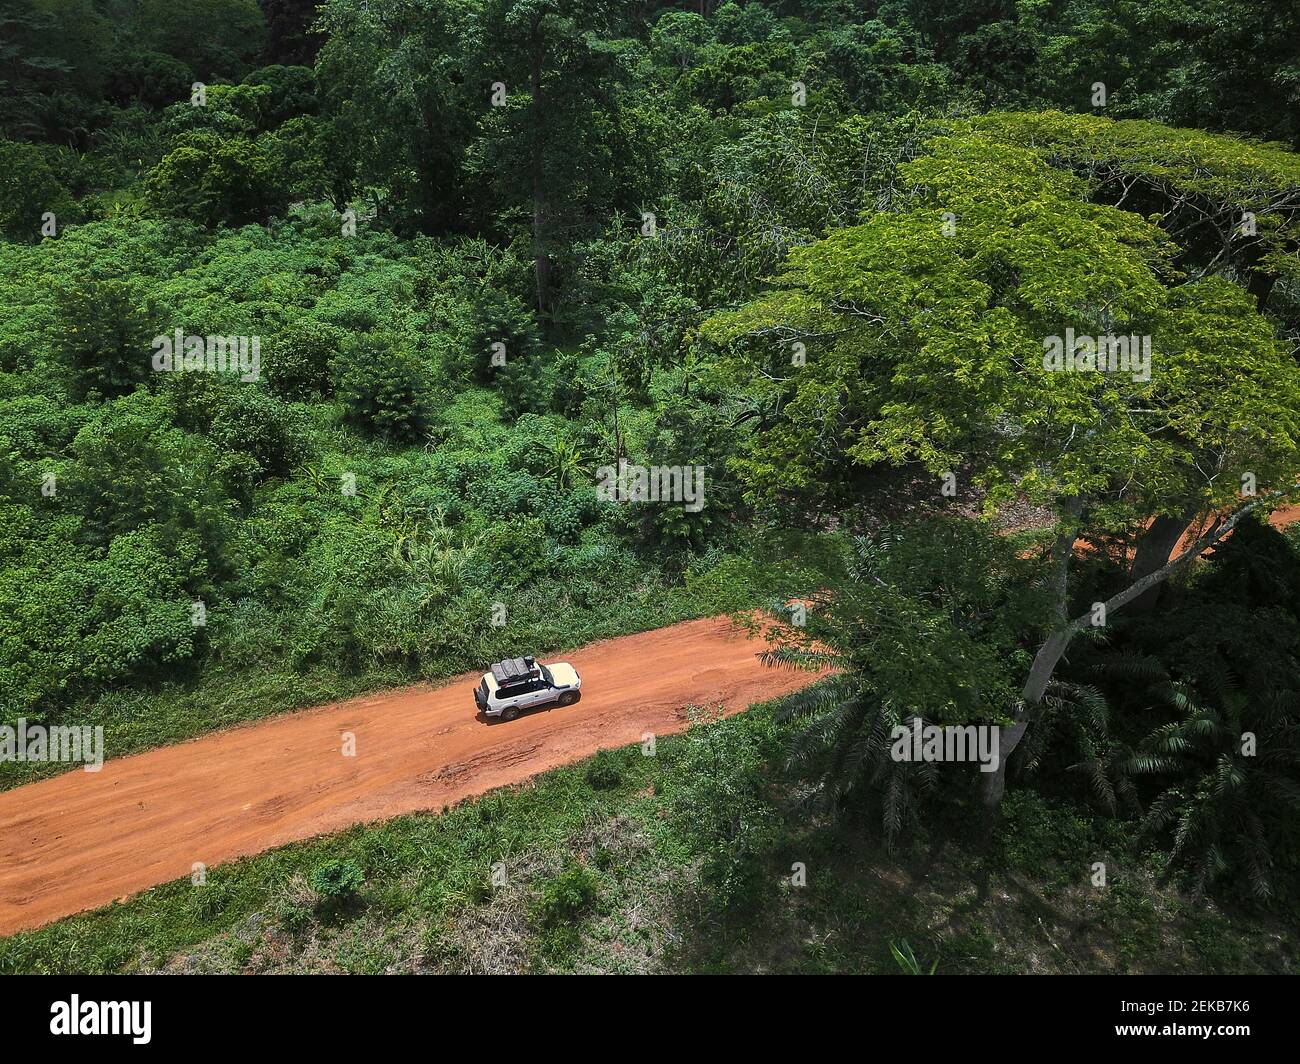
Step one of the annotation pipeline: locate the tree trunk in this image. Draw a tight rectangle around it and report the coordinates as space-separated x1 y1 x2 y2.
982 503 1078 810
1242 235 1279 313
981 488 1293 810
980 719 1024 807
533 178 549 317
529 26 549 320
1127 513 1194 614
1248 270 1278 312
981 623 1071 808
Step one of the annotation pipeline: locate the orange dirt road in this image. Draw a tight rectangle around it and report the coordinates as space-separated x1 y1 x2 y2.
0 616 823 936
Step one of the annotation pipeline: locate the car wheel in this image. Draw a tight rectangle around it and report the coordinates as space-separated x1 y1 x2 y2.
500 706 519 722
558 692 579 706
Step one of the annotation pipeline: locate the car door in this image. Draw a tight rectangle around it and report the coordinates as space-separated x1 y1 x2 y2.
517 679 552 710
500 680 542 712
496 681 525 712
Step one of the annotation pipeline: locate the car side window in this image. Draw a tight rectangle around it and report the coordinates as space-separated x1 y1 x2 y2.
502 681 538 697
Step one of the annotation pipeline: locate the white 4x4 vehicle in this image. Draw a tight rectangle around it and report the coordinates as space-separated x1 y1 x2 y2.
474 656 582 721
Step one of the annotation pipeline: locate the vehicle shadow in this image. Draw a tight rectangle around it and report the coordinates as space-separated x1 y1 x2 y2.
475 706 560 726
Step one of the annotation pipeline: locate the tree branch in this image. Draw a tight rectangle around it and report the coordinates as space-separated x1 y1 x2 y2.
1064 483 1300 635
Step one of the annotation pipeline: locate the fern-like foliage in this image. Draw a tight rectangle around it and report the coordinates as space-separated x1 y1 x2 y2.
1128 673 1300 899
764 520 1048 846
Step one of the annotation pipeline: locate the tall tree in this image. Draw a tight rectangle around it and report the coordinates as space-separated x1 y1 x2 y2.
315 0 476 234
971 112 1300 605
468 0 645 320
705 127 1300 806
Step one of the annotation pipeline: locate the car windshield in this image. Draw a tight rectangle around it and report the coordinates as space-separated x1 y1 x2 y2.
540 665 554 686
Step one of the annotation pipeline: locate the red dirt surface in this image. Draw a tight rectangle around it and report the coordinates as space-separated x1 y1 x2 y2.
0 615 824 936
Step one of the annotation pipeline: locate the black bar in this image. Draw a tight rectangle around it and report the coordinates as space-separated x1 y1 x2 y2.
1 974 1288 1051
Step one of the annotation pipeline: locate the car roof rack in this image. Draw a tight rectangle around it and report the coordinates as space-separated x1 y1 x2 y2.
491 657 539 687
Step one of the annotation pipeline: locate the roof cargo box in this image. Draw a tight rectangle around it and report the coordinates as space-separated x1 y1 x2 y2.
491 656 538 687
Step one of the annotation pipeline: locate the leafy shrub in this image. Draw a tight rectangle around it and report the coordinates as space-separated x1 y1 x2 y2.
264 319 343 400
0 141 77 242
333 333 432 443
276 899 313 936
0 395 87 458
145 131 275 226
65 401 241 562
208 386 312 477
533 863 600 927
468 470 548 520
996 792 1098 888
309 859 364 902
665 710 781 919
241 65 318 128
0 528 199 715
107 50 193 108
543 493 592 544
496 352 551 420
463 286 540 386
51 277 154 397
585 749 623 791
476 518 556 586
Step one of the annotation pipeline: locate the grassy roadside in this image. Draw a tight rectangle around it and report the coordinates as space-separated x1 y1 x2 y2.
3 696 1294 975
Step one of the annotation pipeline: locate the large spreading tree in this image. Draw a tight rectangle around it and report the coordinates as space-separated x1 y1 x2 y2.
705 119 1300 805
